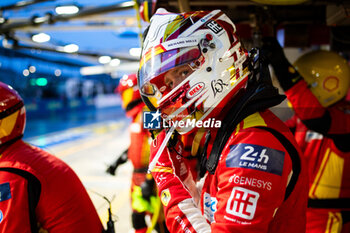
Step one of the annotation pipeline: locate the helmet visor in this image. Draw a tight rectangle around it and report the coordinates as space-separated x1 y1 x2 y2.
139 45 201 99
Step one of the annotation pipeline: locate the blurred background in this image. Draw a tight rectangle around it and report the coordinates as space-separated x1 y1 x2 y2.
1 0 350 232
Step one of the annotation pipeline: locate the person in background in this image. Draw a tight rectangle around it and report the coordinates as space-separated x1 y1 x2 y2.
262 37 350 233
106 74 168 233
0 81 104 233
138 8 308 233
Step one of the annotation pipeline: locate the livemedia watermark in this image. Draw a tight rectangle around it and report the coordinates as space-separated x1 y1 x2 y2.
143 110 221 130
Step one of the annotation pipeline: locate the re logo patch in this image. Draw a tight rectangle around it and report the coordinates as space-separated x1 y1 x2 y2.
160 189 171 206
0 210 3 223
226 187 259 220
0 182 11 202
226 143 285 176
206 20 223 34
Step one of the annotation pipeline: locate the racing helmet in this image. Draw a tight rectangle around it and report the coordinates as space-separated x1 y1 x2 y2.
138 9 250 134
0 82 26 146
117 73 144 117
294 50 350 107
139 0 157 22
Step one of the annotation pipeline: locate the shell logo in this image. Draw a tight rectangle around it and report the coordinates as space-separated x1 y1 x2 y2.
186 82 205 99
323 76 339 92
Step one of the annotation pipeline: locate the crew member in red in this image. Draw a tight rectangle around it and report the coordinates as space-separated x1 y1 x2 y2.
0 81 103 233
263 38 350 233
137 9 308 233
107 74 168 233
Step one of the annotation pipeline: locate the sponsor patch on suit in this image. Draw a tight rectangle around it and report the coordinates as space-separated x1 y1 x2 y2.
226 143 285 175
0 182 11 202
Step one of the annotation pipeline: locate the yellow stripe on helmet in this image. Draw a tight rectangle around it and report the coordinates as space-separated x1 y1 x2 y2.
139 44 166 69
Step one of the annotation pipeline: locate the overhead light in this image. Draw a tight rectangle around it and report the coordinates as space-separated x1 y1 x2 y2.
55 5 79 15
29 66 36 73
2 38 13 49
81 62 139 76
129 48 141 57
99 56 111 64
81 66 106 75
63 44 79 53
32 15 50 24
110 58 121 66
121 1 135 8
16 1 28 7
55 69 62 77
23 69 30 77
32 33 50 43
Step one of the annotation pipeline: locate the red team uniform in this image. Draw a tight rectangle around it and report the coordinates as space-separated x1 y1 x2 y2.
114 74 167 233
263 39 350 233
0 140 103 233
116 74 150 188
200 110 307 233
285 80 350 233
156 110 308 233
128 109 150 186
0 82 103 233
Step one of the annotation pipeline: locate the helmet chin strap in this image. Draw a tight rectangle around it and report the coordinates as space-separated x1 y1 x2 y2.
148 125 176 173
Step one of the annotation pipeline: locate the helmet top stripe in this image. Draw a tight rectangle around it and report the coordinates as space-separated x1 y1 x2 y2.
180 10 222 37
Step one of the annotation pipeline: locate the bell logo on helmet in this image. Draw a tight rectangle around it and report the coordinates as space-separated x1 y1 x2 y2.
186 82 205 99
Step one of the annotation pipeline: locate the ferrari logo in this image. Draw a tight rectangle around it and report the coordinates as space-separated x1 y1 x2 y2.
160 189 171 206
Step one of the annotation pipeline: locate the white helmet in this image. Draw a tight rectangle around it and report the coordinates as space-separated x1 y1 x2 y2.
138 9 250 134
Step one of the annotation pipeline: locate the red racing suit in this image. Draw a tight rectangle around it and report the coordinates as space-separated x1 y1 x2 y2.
152 110 308 233
284 80 350 233
128 108 151 187
0 139 103 233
